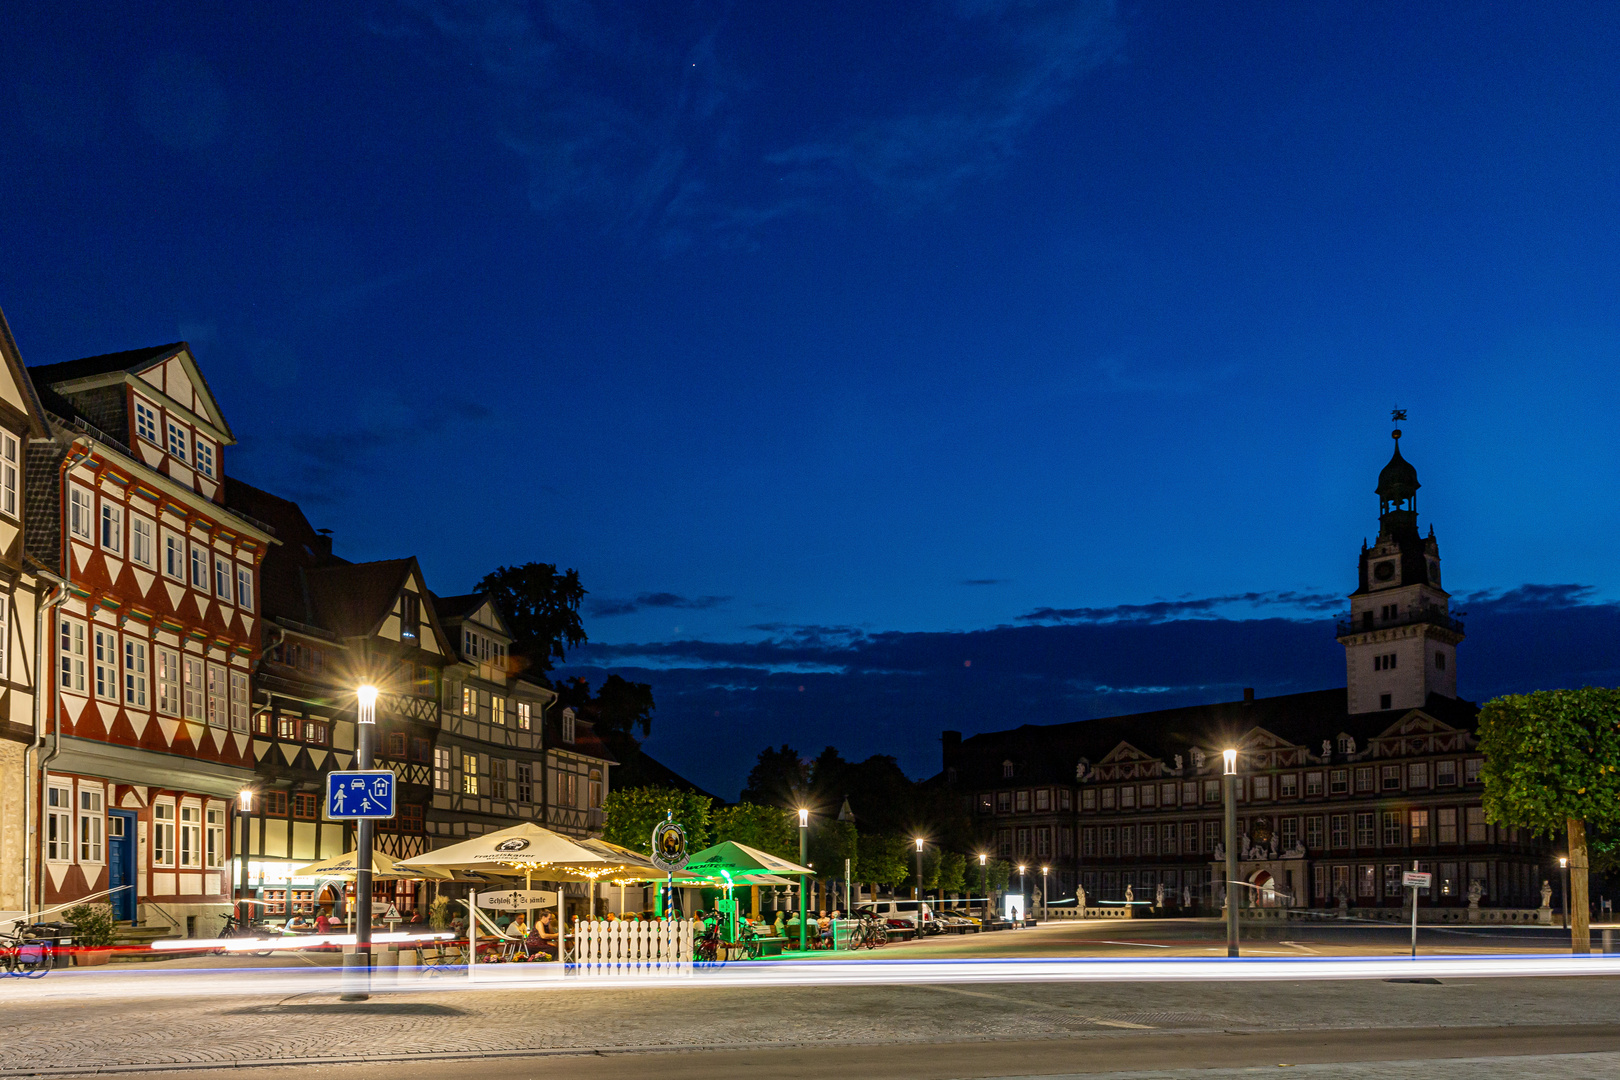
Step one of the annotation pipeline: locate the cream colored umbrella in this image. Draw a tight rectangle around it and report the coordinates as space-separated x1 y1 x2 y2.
393 822 602 874
293 849 452 880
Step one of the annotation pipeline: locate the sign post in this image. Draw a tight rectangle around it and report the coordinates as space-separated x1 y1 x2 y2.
1402 865 1432 958
326 713 394 1004
650 813 689 937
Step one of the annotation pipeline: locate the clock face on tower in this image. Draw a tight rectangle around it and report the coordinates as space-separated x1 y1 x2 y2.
1373 561 1396 582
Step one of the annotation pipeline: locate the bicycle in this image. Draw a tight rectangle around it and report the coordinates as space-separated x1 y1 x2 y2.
1 923 64 978
850 914 888 950
219 913 277 957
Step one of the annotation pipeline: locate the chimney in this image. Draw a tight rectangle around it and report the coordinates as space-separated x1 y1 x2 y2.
942 730 962 770
313 528 334 562
1243 687 1255 704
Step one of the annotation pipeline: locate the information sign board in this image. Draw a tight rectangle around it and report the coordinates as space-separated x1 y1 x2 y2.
325 770 396 819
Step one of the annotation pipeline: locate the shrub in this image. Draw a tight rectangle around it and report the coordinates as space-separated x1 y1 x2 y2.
62 903 117 947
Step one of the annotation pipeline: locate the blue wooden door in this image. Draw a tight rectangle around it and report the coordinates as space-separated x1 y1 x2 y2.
107 810 137 922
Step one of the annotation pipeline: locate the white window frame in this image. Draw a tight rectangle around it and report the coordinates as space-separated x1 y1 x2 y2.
134 398 160 443
100 500 123 554
235 565 254 611
194 438 215 478
152 799 176 868
179 801 203 868
163 530 185 580
156 645 181 716
190 543 208 590
433 748 451 792
183 655 205 721
214 556 232 601
46 783 74 863
517 701 531 730
166 421 188 462
123 637 148 708
131 516 155 568
78 785 105 864
229 669 249 732
206 662 227 728
59 615 85 693
93 627 118 701
205 805 226 868
68 485 94 541
0 429 16 519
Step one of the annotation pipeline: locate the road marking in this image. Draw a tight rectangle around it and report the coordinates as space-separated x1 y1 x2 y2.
916 983 1156 1028
1096 941 1173 948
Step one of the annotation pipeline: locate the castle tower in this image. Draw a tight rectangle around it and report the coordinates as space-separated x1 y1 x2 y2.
1337 426 1463 714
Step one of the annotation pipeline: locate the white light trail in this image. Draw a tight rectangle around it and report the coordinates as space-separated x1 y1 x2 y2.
2 953 1618 1004
150 932 453 952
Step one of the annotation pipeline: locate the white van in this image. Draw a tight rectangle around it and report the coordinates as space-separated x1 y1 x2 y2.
855 899 941 935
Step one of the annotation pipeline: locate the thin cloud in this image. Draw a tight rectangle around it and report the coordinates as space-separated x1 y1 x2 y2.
590 592 732 617
1018 589 1343 624
961 578 1008 586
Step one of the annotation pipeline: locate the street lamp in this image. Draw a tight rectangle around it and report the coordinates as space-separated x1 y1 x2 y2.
1017 864 1027 920
235 788 253 927
343 684 378 1001
914 837 925 904
1040 866 1048 922
1223 747 1239 958
1560 856 1570 931
798 807 809 952
979 852 988 927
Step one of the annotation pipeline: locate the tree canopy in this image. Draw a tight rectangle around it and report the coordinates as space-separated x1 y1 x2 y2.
1478 687 1620 836
476 562 587 671
601 785 713 857
712 802 797 859
740 744 809 807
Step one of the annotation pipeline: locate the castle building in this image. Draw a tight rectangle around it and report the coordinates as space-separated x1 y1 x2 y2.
941 429 1552 912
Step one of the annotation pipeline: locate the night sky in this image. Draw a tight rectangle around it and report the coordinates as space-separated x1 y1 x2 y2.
3 4 1617 797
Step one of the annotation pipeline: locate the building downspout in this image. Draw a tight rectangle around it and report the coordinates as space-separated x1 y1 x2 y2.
26 569 69 921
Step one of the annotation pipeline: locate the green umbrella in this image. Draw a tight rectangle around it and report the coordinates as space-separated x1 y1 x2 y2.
681 840 815 881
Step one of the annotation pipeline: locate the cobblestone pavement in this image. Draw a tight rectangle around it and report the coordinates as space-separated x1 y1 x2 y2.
0 972 1616 1074
1002 1053 1620 1079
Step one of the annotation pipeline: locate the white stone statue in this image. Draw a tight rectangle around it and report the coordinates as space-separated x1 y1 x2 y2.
1268 834 1279 859
1173 753 1184 772
1077 884 1086 911
1467 880 1483 908
1239 832 1252 859
1541 880 1553 909
1124 883 1134 904
1321 739 1333 758
1182 885 1192 908
1213 841 1224 861
1155 882 1165 910
1191 747 1207 770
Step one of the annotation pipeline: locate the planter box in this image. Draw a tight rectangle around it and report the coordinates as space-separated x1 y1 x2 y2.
74 949 112 967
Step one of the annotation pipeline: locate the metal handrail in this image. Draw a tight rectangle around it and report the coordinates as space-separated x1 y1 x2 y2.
1335 608 1464 637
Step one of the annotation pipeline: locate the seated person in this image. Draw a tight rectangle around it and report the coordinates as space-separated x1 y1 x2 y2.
772 911 787 938
529 912 559 959
314 910 335 935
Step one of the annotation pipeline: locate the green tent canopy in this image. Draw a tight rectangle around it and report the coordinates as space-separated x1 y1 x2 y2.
681 840 816 881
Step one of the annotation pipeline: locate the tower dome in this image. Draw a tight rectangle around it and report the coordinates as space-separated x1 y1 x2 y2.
1376 429 1419 512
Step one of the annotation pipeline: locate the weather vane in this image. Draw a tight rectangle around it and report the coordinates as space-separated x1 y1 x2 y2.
1390 407 1407 423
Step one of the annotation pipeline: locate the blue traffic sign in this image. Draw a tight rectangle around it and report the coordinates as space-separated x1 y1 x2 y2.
325 770 396 819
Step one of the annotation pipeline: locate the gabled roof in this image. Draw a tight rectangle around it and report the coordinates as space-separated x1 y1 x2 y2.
0 304 53 439
304 559 417 638
432 593 486 622
32 340 235 442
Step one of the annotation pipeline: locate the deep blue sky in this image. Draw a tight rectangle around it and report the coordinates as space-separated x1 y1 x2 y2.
4 3 1618 796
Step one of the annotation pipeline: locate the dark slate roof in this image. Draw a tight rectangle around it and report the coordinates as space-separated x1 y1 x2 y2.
224 478 348 626
30 343 185 384
430 593 485 622
304 559 417 639
946 689 1479 789
1377 439 1420 500
545 710 619 766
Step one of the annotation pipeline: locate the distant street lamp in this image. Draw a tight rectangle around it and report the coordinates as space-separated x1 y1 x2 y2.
1223 747 1239 958
798 807 809 952
1561 856 1570 931
1040 866 1049 922
1018 864 1027 920
914 837 925 903
235 787 253 925
979 853 989 927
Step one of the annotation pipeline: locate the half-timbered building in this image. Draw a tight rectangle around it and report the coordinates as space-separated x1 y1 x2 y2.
0 305 54 924
27 343 272 934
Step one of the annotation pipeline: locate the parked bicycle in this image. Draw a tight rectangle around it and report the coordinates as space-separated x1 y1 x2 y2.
1 922 68 977
219 912 277 957
850 913 888 950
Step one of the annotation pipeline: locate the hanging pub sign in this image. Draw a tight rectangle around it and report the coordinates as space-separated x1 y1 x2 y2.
651 816 689 873
475 889 557 909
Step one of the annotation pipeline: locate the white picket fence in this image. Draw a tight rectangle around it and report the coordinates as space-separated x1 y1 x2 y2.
572 918 694 976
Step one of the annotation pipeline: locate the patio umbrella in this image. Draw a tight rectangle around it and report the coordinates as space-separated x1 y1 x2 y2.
681 840 815 880
292 849 452 880
393 822 601 874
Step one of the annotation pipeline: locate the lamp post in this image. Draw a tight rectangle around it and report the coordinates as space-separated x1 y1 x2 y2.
1223 747 1239 958
1017 864 1027 921
1040 866 1048 922
914 837 925 903
344 684 378 1001
235 788 253 926
1560 856 1570 931
798 807 809 952
979 852 988 927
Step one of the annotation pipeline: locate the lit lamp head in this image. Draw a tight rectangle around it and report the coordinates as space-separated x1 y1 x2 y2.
978 853 987 865
798 807 808 828
1018 864 1027 874
237 788 253 812
1560 856 1569 869
357 683 379 723
915 837 924 852
1223 748 1238 775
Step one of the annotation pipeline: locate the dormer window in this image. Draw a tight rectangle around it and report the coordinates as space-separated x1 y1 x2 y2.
195 439 215 478
1002 760 1014 779
562 709 576 744
135 400 159 444
1337 735 1356 755
167 422 189 462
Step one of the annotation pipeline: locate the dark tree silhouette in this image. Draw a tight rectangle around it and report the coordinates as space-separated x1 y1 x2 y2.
477 562 586 671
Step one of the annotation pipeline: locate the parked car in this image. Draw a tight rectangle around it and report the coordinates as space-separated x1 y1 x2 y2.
855 899 942 935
